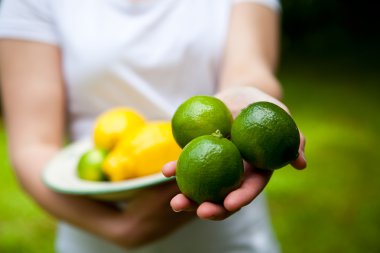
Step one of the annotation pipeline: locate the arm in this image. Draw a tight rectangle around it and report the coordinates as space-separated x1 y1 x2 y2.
219 2 281 100
0 40 193 248
217 3 306 168
164 3 306 220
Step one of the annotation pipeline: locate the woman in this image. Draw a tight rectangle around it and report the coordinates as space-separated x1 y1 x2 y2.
0 0 306 252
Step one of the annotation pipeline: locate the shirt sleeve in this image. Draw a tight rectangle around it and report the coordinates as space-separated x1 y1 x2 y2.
232 0 281 11
0 0 58 45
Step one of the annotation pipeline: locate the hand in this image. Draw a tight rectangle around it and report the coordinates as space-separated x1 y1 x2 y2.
162 86 306 221
112 181 194 248
216 86 307 169
163 161 273 220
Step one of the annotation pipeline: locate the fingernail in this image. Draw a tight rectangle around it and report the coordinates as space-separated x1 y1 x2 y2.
172 208 181 213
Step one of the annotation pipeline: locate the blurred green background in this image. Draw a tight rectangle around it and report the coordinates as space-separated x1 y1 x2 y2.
1 1 379 252
268 1 380 252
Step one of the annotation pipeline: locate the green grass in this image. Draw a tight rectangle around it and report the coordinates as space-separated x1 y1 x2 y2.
266 54 380 253
0 122 55 253
0 53 379 252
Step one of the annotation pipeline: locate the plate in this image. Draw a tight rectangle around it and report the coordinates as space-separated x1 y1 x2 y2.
42 139 174 201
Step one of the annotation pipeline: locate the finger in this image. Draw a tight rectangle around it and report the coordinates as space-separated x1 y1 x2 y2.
162 161 177 177
291 153 306 170
196 202 232 220
291 132 307 170
170 193 197 212
224 168 273 212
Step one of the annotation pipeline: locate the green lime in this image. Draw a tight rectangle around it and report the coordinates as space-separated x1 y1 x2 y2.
231 101 300 170
171 95 233 148
176 132 244 204
77 148 108 181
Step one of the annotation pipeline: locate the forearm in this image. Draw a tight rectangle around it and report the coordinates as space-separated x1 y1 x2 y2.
219 3 282 100
1 39 134 248
11 144 193 248
219 66 282 100
1 39 192 249
10 144 126 245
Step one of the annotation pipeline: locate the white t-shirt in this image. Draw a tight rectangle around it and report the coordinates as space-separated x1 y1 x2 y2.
0 0 281 252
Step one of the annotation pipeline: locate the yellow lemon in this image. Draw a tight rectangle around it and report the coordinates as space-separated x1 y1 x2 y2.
100 150 136 181
103 121 182 181
93 107 146 150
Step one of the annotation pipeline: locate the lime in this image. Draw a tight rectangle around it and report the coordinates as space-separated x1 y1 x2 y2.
171 95 233 148
176 132 244 204
77 148 108 181
231 101 300 170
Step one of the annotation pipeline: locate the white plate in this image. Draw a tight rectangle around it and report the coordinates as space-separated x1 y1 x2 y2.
42 139 174 201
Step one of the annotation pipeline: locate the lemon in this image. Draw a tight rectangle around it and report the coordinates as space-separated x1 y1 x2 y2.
77 148 108 181
103 121 182 181
176 132 244 204
100 151 136 181
171 95 233 148
231 101 300 170
93 107 146 150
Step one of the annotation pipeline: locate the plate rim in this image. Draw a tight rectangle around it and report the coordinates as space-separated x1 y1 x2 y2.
42 139 175 196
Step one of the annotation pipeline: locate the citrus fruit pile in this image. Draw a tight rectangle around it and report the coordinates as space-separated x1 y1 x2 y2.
77 107 181 182
172 95 300 204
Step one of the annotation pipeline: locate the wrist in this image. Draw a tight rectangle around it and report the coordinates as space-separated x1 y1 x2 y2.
219 67 283 100
215 86 288 118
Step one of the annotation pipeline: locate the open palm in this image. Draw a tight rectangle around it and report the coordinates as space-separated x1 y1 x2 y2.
163 86 306 220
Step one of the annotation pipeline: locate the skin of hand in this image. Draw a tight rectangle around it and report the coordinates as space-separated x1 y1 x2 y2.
162 87 307 221
0 40 194 249
163 86 307 221
111 181 195 248
162 3 307 220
